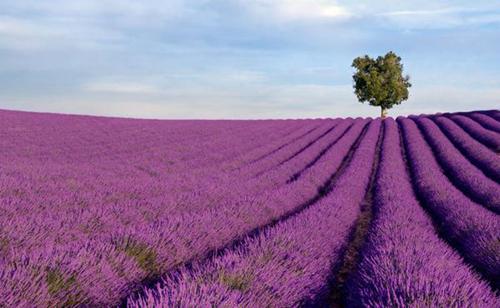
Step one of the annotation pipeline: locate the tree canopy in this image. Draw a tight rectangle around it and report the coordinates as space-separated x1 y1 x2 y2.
352 51 411 118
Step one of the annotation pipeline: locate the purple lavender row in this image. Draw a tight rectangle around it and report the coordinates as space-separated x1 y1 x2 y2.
243 121 324 165
101 119 369 304
212 120 320 176
432 116 500 182
278 118 367 186
0 111 288 174
150 120 323 212
0 114 329 305
148 119 309 173
165 120 340 215
214 121 307 167
449 114 500 151
127 120 382 308
467 112 500 133
0 119 366 305
399 117 500 287
414 117 500 213
121 118 366 302
212 120 328 168
223 120 325 171
2 110 315 176
187 121 353 216
482 110 500 121
216 119 335 184
162 120 352 217
236 119 345 180
238 120 340 178
347 118 498 307
170 120 351 216
0 118 352 233
0 115 320 220
249 119 353 183
0 116 296 218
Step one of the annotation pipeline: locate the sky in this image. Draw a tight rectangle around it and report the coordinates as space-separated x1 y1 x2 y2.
0 0 499 119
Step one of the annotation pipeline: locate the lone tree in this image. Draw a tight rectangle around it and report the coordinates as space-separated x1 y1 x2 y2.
352 51 411 118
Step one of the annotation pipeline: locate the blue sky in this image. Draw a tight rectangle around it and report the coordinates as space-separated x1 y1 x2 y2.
0 0 499 119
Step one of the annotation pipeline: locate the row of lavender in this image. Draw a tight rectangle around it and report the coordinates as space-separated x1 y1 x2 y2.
347 118 497 307
0 111 328 306
128 115 499 307
128 119 382 307
400 117 499 287
0 109 499 306
0 110 368 305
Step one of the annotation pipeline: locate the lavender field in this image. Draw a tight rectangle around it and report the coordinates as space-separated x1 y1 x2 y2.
0 109 499 307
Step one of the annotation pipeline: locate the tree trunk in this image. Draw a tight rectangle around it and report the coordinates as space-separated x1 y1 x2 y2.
381 107 388 119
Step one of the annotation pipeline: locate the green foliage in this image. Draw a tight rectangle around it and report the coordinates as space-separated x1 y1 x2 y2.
352 51 411 117
119 238 159 275
45 267 84 306
46 267 76 295
218 270 252 291
0 237 9 256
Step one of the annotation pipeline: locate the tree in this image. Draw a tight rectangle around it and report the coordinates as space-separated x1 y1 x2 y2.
352 51 411 118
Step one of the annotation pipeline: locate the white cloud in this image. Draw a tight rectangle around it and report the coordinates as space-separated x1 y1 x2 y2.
0 0 187 18
276 0 351 19
0 15 125 51
379 7 460 17
246 0 351 22
465 13 500 25
0 16 66 40
0 16 66 50
83 81 161 94
375 5 500 29
0 0 189 51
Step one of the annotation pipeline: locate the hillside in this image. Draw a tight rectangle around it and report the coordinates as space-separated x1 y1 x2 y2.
0 109 499 307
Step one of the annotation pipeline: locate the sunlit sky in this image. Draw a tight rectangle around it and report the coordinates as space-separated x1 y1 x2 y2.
1 0 499 119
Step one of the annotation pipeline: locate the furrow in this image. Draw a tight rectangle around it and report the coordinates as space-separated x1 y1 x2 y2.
248 123 323 165
432 116 500 182
345 118 499 307
116 120 368 302
414 116 500 213
248 120 341 178
326 117 383 308
399 117 500 289
126 120 382 308
287 120 355 183
209 120 311 172
248 120 347 182
277 121 340 166
253 119 354 184
482 110 500 122
448 114 500 152
467 112 500 133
